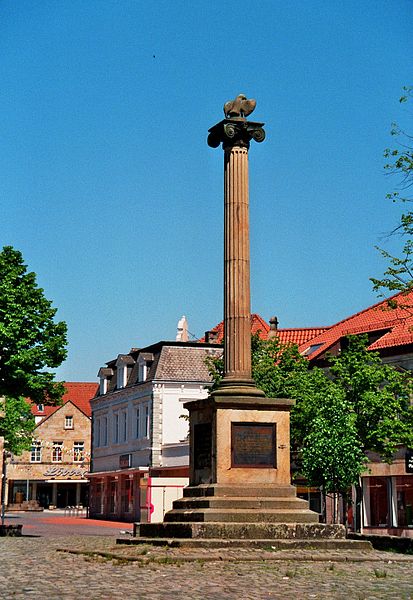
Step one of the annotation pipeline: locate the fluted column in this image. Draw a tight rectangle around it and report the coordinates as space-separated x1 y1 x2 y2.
207 111 266 396
223 144 252 383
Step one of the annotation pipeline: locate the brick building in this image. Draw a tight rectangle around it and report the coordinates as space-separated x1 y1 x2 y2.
6 382 97 509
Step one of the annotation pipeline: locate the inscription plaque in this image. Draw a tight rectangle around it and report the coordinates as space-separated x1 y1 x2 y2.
231 422 276 468
194 422 212 470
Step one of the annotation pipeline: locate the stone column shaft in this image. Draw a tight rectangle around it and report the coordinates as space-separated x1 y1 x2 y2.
223 145 252 382
207 114 265 396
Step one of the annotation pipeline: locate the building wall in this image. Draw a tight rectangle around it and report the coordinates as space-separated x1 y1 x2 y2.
7 402 91 508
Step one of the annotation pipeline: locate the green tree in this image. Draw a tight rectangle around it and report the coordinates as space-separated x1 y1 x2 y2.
328 334 413 461
300 390 367 525
0 396 36 454
0 246 67 404
371 86 413 303
207 332 412 513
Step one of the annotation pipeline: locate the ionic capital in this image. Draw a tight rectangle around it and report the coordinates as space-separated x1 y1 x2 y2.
207 119 266 150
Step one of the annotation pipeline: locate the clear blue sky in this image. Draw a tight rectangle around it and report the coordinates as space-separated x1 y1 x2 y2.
1 1 411 381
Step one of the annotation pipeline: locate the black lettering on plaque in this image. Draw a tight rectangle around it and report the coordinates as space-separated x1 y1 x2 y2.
231 422 276 468
194 423 212 470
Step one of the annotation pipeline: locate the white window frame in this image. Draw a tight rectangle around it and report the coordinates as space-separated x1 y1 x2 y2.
122 410 127 442
117 365 127 389
113 412 119 444
30 440 42 463
135 406 140 439
142 404 150 438
73 441 84 463
52 441 63 463
95 418 101 448
102 416 108 446
64 415 74 429
99 377 108 395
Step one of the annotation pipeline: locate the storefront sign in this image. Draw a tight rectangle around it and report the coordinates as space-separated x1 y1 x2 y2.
119 454 131 469
43 466 87 479
406 449 413 474
231 422 276 468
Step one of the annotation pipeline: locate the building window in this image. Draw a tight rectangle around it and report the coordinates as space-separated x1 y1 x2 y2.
138 361 149 382
135 407 140 439
117 365 126 389
143 404 149 438
363 476 389 528
99 377 108 395
395 476 413 527
73 441 84 463
122 410 127 442
36 404 44 413
102 416 108 446
113 412 119 444
52 442 63 463
64 415 73 429
95 418 101 447
30 440 42 463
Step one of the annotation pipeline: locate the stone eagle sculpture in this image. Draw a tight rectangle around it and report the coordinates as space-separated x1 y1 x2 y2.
223 94 256 119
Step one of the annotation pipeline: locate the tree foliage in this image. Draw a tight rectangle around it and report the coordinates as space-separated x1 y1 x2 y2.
207 332 413 496
0 246 67 404
0 396 36 454
328 335 413 461
301 390 366 497
371 86 413 302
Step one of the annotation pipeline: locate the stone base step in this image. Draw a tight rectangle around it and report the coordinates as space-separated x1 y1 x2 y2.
135 522 346 540
173 496 311 511
117 536 373 551
183 484 298 498
164 507 319 523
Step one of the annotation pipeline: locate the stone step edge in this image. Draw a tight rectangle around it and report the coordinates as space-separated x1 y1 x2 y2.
117 537 373 552
167 508 316 514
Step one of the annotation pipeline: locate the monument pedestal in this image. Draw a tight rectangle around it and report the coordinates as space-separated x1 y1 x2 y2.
127 395 363 548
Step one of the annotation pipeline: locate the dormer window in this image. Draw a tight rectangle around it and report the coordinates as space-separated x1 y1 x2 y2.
138 353 153 382
37 404 44 413
98 367 114 395
115 355 134 389
100 377 108 395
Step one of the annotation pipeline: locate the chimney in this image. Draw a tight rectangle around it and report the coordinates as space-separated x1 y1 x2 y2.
267 316 279 339
205 330 219 344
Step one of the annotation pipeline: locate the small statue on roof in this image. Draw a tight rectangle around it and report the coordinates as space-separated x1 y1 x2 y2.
223 94 256 119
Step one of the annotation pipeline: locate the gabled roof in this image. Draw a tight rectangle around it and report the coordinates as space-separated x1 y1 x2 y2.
30 382 97 420
298 290 413 361
153 345 220 381
202 314 328 347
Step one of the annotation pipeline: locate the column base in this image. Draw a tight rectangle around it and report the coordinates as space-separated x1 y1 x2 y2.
212 378 265 398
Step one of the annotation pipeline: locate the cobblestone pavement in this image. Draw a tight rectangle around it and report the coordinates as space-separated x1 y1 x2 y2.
1 535 413 599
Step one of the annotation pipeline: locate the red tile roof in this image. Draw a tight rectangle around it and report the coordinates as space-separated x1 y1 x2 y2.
202 315 328 347
298 290 413 360
30 382 97 420
200 314 269 342
277 328 329 346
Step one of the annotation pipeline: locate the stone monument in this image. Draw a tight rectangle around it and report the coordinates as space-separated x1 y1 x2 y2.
129 96 369 549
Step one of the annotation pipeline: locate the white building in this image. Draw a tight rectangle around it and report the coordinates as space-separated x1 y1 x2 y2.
89 339 221 522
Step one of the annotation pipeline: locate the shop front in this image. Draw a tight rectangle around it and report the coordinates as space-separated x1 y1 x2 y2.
89 465 189 523
7 463 89 510
362 449 413 536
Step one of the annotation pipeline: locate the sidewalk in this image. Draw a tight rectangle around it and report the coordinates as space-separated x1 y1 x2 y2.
4 509 133 537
